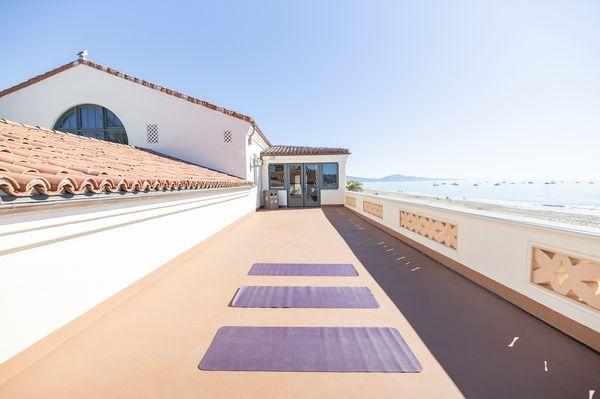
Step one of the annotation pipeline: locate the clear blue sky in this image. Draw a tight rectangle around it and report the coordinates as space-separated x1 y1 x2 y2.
1 0 599 180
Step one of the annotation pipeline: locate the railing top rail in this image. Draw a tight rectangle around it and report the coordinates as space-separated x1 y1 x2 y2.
345 190 600 239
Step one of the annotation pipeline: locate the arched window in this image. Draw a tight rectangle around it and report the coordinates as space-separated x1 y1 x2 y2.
54 104 128 144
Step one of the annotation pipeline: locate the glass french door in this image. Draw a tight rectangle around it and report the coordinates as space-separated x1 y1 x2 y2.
303 164 319 206
287 163 320 207
287 164 304 207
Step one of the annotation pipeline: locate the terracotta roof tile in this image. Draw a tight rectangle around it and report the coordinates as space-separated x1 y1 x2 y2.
0 119 251 197
0 59 271 146
262 145 350 156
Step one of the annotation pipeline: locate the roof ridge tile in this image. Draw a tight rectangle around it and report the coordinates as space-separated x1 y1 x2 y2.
262 145 350 156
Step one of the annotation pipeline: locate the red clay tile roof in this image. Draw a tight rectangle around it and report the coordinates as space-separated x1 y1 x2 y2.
0 59 271 146
262 145 350 156
0 119 251 197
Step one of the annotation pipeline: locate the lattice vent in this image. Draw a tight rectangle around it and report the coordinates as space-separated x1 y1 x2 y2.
400 210 458 250
346 196 357 207
363 201 383 219
224 130 232 143
147 124 158 144
531 246 600 310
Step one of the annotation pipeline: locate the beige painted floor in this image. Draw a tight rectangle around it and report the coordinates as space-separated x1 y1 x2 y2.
0 208 463 399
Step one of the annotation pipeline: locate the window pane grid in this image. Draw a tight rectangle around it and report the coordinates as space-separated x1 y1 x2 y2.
322 163 339 189
55 104 128 145
269 164 285 189
268 163 339 191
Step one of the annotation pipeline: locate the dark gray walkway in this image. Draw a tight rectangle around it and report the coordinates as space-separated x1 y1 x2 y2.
323 206 600 399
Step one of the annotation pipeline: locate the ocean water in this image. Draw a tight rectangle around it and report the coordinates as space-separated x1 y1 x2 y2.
361 179 600 211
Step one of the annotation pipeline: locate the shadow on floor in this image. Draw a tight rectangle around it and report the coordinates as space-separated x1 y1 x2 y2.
322 206 599 399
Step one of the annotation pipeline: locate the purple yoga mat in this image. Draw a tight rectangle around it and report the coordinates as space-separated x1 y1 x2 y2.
199 326 422 372
231 286 379 308
248 263 358 276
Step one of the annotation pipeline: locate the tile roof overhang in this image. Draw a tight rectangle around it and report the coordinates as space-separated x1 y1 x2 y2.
261 145 350 157
0 59 271 146
0 119 251 198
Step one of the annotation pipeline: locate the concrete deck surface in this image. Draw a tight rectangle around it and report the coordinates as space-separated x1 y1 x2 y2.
0 208 462 399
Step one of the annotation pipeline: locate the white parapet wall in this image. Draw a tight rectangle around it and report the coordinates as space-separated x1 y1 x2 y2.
0 187 257 364
344 191 600 341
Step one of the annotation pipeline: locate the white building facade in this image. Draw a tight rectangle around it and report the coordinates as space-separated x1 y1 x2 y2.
261 149 349 207
0 58 349 207
0 59 269 189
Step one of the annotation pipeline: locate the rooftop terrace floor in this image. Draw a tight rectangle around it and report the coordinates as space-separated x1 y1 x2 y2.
0 207 598 398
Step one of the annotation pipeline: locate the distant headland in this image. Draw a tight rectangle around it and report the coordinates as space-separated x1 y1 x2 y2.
346 174 445 182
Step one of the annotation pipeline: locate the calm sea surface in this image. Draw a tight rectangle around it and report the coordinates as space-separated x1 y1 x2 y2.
361 179 600 211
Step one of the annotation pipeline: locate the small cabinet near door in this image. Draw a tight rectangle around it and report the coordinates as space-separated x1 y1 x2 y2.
262 190 279 209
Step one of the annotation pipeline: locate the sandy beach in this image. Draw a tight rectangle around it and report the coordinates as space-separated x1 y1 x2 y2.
364 189 600 230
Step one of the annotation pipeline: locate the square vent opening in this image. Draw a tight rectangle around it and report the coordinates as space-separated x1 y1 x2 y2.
147 124 158 144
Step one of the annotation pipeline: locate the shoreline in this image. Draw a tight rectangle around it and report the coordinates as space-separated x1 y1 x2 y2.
363 189 600 230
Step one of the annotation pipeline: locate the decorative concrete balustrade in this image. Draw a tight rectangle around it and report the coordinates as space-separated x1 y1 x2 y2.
344 190 600 349
531 247 600 311
363 200 383 219
346 196 356 207
400 210 458 250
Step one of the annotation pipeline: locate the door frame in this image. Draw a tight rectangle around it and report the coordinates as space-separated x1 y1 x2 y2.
286 163 305 207
286 163 321 207
303 163 320 207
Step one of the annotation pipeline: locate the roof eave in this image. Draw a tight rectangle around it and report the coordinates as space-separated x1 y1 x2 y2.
261 145 351 157
262 152 350 157
251 123 271 147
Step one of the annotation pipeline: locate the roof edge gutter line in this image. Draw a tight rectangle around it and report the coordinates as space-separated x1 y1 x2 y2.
0 185 254 211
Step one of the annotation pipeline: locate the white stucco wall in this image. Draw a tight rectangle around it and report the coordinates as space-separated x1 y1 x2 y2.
0 64 269 180
0 187 256 364
345 191 600 334
246 129 269 207
261 154 348 206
